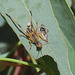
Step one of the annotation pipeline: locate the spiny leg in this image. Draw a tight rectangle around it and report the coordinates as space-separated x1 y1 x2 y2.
29 11 36 33
6 14 28 36
29 11 32 30
38 33 48 43
20 34 32 49
20 34 26 37
28 38 32 49
29 11 39 35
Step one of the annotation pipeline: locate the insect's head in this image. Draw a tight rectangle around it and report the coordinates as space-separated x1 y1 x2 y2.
39 24 49 33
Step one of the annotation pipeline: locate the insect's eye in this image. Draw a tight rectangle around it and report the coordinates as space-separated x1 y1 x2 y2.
40 27 45 31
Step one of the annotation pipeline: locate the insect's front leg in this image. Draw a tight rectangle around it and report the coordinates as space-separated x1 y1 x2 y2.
29 11 37 34
28 37 35 49
29 39 32 50
38 33 48 44
32 22 38 34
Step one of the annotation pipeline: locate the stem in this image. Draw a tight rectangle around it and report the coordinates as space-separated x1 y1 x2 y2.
0 57 42 69
30 56 40 72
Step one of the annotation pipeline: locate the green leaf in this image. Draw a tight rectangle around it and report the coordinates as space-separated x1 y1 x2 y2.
39 56 60 75
0 52 9 57
50 0 75 75
0 15 5 27
0 0 72 75
66 0 72 7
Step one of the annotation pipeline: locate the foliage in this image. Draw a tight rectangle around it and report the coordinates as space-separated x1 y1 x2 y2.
0 0 74 75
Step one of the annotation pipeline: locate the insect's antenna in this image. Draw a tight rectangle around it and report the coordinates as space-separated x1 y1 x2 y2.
29 11 32 29
30 11 32 25
6 13 28 35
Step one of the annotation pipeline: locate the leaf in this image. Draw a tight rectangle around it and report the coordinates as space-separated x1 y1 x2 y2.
50 0 75 75
0 0 72 75
39 56 60 75
0 52 9 57
0 15 5 27
66 0 72 7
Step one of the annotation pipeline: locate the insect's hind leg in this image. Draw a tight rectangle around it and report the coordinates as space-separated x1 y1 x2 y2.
6 13 27 35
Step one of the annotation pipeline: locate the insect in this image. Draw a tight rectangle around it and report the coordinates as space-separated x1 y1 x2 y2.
6 11 48 49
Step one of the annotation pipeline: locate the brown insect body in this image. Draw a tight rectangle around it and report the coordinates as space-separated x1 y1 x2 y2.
26 27 42 48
